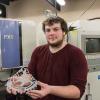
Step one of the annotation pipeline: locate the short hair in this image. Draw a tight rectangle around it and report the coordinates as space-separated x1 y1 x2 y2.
42 16 69 34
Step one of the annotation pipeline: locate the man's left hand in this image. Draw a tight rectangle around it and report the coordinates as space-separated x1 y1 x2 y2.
26 81 51 99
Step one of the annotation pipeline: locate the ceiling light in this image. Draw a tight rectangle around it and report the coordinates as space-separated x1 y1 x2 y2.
0 9 2 15
56 0 66 6
0 4 6 17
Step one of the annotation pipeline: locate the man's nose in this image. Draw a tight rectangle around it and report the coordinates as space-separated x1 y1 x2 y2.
48 30 55 35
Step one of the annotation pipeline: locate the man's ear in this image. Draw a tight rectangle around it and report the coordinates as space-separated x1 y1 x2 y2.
63 32 66 35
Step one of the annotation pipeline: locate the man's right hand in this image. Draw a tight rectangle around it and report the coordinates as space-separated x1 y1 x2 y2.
6 76 19 95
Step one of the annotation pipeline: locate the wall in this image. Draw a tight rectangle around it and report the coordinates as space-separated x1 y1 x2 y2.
6 0 100 47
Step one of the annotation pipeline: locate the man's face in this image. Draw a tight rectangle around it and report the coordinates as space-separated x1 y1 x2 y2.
44 23 65 47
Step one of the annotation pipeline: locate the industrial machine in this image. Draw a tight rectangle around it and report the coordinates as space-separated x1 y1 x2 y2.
68 20 100 100
0 19 37 100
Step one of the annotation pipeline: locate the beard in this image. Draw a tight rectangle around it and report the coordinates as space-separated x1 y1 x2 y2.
47 38 64 48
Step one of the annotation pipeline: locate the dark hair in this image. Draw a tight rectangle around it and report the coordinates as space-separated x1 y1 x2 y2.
42 16 69 34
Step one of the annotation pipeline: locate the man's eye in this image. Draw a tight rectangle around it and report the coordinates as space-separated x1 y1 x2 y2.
53 28 59 31
45 29 50 32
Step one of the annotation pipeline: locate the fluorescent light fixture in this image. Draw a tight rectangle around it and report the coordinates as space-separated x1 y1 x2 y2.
47 0 61 11
0 4 6 17
56 0 66 6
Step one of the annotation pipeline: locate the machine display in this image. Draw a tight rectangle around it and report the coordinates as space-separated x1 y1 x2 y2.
81 34 100 55
86 38 100 53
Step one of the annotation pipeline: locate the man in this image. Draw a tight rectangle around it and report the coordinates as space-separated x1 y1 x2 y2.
7 16 88 100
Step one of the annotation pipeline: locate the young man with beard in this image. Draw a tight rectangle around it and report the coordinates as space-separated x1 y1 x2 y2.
7 16 88 100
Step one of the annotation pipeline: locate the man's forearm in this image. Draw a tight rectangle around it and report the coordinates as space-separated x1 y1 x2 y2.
49 85 80 99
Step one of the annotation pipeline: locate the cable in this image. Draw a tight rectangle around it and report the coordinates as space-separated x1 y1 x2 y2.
68 0 97 31
78 0 97 19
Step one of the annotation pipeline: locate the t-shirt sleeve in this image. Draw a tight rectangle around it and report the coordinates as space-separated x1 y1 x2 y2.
28 47 39 77
69 48 88 97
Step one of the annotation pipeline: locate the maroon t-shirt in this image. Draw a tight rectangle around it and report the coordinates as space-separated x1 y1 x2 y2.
28 44 88 100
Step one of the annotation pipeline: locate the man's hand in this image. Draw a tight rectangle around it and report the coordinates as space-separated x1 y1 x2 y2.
6 76 24 95
6 76 18 95
26 81 51 99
